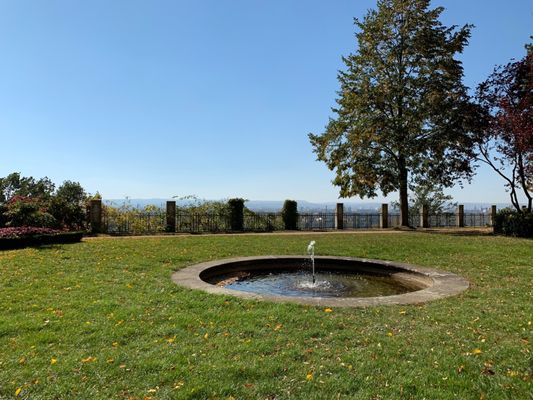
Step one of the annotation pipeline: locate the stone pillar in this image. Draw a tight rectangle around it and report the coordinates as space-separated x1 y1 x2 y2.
456 205 464 228
166 201 176 232
89 199 102 234
490 205 497 226
335 203 344 230
380 203 389 229
420 204 429 228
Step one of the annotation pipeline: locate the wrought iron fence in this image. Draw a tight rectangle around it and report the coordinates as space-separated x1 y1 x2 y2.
464 213 491 227
102 210 166 235
100 208 492 235
388 213 421 228
388 212 489 228
244 213 284 231
344 213 381 229
176 213 230 233
298 213 336 230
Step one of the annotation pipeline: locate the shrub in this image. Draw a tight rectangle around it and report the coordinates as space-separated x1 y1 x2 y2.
0 173 89 231
3 196 57 228
493 209 533 238
228 198 244 231
281 200 298 230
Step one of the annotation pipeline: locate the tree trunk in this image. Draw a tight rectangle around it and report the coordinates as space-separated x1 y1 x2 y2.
398 156 409 227
516 154 532 212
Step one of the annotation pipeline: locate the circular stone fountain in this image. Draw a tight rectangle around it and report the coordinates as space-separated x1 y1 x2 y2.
171 256 469 307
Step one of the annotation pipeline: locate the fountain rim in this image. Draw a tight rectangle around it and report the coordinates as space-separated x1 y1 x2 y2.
171 255 469 307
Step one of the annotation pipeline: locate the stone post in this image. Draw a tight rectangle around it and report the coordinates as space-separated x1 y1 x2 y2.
380 203 389 229
335 203 344 230
166 201 176 232
89 199 102 234
456 205 464 228
490 205 497 226
420 204 429 228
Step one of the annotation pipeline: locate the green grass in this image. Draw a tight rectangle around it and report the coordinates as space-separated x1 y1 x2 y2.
0 232 531 399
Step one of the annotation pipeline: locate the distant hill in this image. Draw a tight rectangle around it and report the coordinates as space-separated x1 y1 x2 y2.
104 198 510 212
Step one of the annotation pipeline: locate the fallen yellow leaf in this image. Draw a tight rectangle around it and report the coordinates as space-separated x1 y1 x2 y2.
50 357 57 365
81 356 97 363
306 372 313 381
15 387 22 396
324 308 333 313
471 348 482 355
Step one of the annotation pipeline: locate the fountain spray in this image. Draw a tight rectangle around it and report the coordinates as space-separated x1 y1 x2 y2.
307 241 316 284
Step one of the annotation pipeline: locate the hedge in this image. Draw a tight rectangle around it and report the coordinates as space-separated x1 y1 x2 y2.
493 209 533 238
227 198 245 231
0 227 84 250
281 200 298 230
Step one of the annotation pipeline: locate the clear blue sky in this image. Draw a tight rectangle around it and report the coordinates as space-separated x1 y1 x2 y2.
1 0 531 204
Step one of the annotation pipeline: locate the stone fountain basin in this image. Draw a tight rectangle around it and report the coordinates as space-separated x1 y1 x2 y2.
171 256 469 307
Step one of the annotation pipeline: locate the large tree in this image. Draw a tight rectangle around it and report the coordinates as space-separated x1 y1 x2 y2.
475 50 532 212
309 0 476 226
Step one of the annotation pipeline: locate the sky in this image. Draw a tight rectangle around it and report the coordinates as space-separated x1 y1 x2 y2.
1 0 531 204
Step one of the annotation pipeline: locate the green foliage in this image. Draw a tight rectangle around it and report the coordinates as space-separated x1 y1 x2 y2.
227 198 245 231
392 183 456 215
309 0 476 225
494 209 533 237
103 201 165 235
173 195 230 214
0 172 55 203
3 196 56 228
281 200 298 230
0 173 90 230
49 181 87 230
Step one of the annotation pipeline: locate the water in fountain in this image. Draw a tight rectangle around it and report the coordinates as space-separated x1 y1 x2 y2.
307 240 316 285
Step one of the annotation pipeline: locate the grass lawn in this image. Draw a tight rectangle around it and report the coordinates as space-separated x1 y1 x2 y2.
0 232 531 399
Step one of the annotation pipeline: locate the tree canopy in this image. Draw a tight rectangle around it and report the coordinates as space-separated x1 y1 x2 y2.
475 49 532 212
309 0 476 226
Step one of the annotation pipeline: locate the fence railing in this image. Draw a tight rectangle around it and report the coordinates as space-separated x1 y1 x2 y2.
96 207 493 235
102 210 166 235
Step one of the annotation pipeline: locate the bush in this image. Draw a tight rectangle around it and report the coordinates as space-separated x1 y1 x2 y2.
3 196 57 228
0 174 88 231
227 198 244 231
493 209 533 238
281 200 298 230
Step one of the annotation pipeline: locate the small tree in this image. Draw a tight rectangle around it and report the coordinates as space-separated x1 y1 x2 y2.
475 50 532 212
392 183 456 215
49 181 88 230
309 0 476 226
